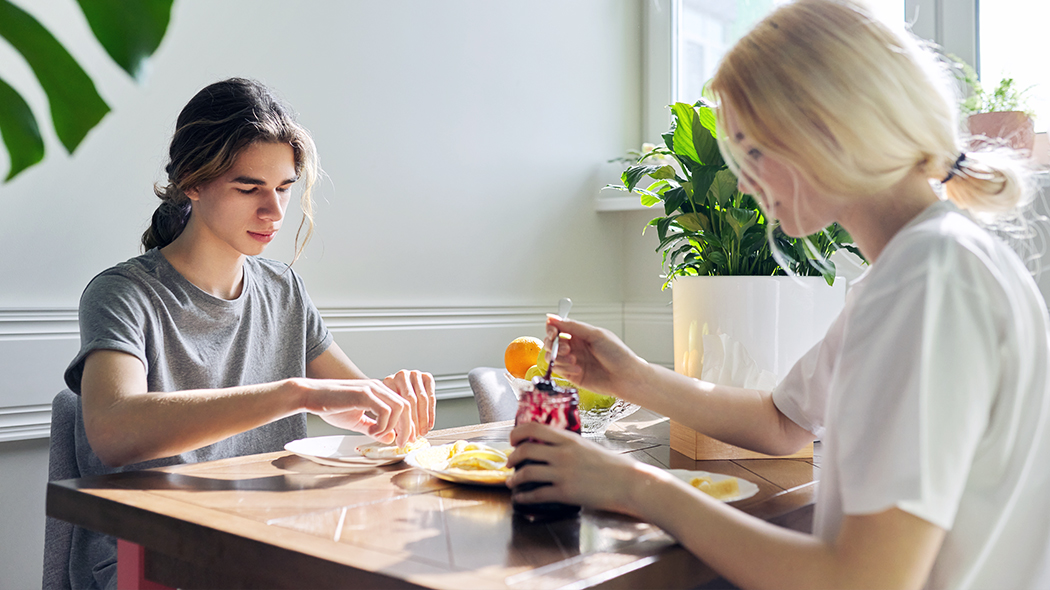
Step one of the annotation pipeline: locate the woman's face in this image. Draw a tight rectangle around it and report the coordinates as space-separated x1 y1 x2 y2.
185 141 297 258
722 105 839 238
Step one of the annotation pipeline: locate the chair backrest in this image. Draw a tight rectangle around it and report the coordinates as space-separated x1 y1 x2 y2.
42 389 79 590
467 367 520 422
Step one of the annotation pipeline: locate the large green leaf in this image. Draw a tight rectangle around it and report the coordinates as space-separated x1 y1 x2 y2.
0 76 44 181
661 186 688 216
739 227 767 255
706 250 728 267
691 107 720 166
697 103 717 137
75 0 174 80
675 211 710 233
725 207 758 242
707 169 737 206
650 164 676 180
639 193 662 207
644 179 674 195
621 164 664 192
670 103 700 164
0 0 109 154
688 166 719 206
662 127 675 153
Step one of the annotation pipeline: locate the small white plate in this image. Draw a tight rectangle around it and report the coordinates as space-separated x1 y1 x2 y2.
284 435 404 467
667 469 759 503
406 441 514 486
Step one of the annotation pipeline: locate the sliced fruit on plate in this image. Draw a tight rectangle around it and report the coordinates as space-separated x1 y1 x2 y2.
689 475 740 500
356 437 430 460
446 448 510 471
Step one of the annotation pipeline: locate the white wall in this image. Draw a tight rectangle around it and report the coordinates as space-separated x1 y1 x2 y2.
0 1 673 586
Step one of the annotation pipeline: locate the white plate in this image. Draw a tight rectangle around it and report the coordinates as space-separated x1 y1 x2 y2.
355 437 430 460
667 469 759 503
406 441 514 486
284 435 405 467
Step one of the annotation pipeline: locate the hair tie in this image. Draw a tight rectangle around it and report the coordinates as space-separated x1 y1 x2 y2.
941 153 967 184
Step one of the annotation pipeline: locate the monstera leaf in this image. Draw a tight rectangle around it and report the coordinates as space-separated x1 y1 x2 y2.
0 0 174 181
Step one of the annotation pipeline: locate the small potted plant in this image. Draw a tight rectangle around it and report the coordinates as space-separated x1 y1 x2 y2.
607 99 862 460
955 60 1036 151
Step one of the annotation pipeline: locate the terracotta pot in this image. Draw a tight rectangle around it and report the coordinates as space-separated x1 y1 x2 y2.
968 111 1035 152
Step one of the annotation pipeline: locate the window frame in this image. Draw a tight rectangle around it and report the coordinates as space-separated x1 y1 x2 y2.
906 0 978 75
644 0 980 143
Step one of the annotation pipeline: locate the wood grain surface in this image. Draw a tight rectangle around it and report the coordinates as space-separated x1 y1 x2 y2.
48 410 818 589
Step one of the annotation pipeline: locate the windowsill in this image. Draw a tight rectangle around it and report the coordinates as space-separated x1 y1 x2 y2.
596 194 652 212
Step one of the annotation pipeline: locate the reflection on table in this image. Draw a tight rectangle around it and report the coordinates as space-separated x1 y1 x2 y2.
47 408 818 589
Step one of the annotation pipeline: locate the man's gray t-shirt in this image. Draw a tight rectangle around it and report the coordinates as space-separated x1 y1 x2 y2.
62 248 333 589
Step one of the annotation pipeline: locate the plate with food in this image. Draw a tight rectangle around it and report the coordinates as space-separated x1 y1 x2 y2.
667 469 759 503
284 435 430 467
406 440 514 486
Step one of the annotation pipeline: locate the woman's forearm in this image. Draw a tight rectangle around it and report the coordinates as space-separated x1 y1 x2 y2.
628 470 832 590
624 467 942 590
618 363 812 456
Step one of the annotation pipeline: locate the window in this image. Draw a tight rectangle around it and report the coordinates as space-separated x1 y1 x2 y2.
978 1 1049 130
673 0 905 104
675 0 775 103
668 1 1045 132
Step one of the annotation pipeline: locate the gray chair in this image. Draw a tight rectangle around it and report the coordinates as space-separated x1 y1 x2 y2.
467 367 520 422
43 389 79 590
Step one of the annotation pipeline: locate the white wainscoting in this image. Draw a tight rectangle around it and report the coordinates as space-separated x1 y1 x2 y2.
0 303 675 442
0 309 81 442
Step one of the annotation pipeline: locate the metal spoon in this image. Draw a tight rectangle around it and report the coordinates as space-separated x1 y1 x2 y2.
545 298 572 378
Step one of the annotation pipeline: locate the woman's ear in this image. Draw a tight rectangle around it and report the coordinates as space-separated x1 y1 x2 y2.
184 186 201 202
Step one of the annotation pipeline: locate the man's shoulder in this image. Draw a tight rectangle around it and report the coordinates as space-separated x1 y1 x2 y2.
84 250 165 296
245 256 304 293
247 255 294 277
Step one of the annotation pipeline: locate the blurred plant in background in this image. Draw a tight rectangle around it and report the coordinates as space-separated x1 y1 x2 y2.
0 0 175 181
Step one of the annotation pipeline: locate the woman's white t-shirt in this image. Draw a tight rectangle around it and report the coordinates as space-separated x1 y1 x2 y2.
773 200 1050 590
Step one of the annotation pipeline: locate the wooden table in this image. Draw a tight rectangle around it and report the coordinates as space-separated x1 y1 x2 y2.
47 410 819 589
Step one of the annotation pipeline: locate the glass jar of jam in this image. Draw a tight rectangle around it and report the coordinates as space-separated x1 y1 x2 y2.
511 375 582 521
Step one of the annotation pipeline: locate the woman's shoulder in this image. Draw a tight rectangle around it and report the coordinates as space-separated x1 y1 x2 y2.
863 200 1036 304
880 201 1011 273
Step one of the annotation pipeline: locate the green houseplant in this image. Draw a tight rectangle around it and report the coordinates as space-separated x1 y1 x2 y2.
952 59 1036 151
958 66 1034 118
608 99 860 288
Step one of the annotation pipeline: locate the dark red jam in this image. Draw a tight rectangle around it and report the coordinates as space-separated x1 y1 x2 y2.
512 376 582 521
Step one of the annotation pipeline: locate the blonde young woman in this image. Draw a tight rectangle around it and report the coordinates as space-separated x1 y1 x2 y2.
507 1 1050 588
62 78 436 588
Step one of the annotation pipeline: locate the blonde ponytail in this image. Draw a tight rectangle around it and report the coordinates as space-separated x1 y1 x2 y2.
940 148 1035 223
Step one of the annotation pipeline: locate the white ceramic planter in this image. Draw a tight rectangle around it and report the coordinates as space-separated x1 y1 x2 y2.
672 275 846 384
